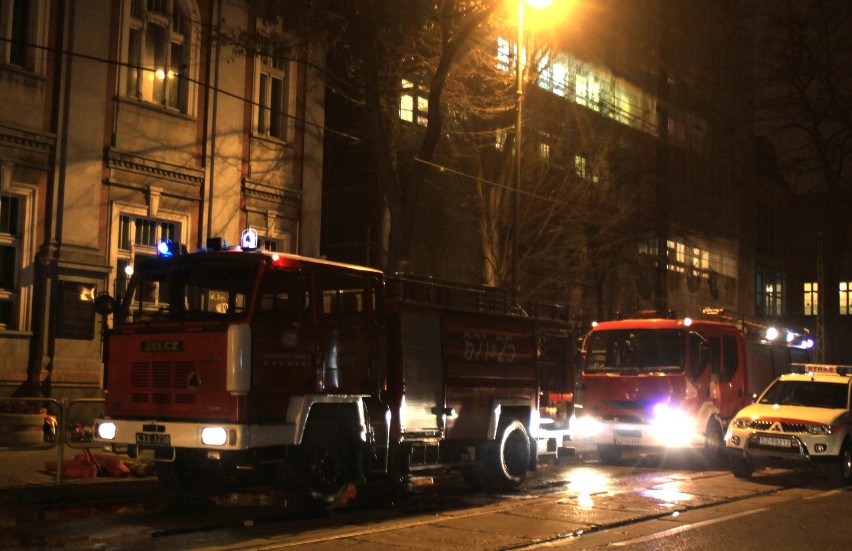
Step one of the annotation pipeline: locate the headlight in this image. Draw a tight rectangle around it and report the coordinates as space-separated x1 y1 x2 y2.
732 417 752 429
806 424 833 435
96 422 116 440
573 415 604 438
650 403 692 427
649 403 695 444
201 427 228 446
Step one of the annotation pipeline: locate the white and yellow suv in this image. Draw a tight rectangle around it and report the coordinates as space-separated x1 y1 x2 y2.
724 364 852 485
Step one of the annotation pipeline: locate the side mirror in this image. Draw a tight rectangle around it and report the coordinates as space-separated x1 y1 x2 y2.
95 293 116 316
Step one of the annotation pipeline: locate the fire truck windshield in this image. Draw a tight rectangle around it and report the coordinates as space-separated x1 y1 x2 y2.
118 254 262 324
584 329 685 374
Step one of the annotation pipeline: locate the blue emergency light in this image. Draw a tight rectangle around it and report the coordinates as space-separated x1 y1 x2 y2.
241 228 258 250
157 240 186 257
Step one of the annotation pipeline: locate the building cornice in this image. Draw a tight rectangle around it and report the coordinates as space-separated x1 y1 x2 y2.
104 148 204 188
242 177 301 205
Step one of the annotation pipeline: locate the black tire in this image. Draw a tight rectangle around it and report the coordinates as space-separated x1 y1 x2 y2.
596 444 622 464
482 419 531 491
702 417 726 467
829 441 852 486
729 453 754 479
288 440 352 509
285 420 357 510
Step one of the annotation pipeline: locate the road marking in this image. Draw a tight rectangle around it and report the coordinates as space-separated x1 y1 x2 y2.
610 507 768 546
805 488 844 500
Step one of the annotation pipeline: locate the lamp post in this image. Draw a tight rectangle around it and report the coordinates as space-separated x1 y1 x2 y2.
511 0 524 295
512 0 551 295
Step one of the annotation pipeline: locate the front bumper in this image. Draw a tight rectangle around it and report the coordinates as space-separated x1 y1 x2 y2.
94 418 296 457
725 429 843 467
574 418 705 450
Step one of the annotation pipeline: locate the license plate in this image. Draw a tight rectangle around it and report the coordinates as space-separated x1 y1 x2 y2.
614 430 642 446
758 436 792 448
136 432 171 447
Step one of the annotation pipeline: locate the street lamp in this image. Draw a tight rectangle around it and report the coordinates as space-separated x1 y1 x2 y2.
512 0 552 295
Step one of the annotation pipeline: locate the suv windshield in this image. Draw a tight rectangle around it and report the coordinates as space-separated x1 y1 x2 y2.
759 380 849 409
585 329 685 374
118 254 262 324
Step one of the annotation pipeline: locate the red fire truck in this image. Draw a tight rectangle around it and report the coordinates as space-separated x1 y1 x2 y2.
572 311 811 464
94 236 573 506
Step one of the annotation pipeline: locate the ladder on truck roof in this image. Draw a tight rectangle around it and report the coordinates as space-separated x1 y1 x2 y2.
387 274 569 322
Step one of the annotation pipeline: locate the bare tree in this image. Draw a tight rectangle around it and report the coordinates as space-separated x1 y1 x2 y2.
224 0 500 272
229 1 648 318
433 23 649 310
755 0 852 361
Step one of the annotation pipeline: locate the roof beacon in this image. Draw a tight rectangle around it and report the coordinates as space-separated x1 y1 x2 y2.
241 227 258 250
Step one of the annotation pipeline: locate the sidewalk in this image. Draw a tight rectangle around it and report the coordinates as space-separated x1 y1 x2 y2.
0 445 158 505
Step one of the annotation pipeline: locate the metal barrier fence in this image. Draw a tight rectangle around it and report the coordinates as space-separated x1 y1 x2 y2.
0 396 105 484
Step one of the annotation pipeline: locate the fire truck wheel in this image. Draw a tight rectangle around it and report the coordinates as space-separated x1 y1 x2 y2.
482 419 530 491
829 440 852 486
729 454 754 479
297 442 351 507
702 418 726 466
596 444 622 464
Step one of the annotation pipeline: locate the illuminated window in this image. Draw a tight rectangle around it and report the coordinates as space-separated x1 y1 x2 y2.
756 271 784 317
551 61 567 97
115 214 179 298
575 72 601 112
803 282 818 316
840 282 852 315
574 155 599 183
400 79 428 126
124 0 194 113
495 128 508 151
256 53 290 140
497 37 511 72
663 240 715 276
667 240 686 273
539 133 551 160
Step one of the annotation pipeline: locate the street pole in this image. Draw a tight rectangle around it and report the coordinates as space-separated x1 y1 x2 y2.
512 0 524 296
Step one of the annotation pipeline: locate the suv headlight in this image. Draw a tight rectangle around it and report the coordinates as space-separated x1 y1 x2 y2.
732 417 752 429
806 424 833 435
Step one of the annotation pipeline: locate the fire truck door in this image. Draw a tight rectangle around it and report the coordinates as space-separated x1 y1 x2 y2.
317 274 373 394
252 271 315 409
717 335 744 418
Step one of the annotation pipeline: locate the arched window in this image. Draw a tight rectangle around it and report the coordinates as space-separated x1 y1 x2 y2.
123 0 196 114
